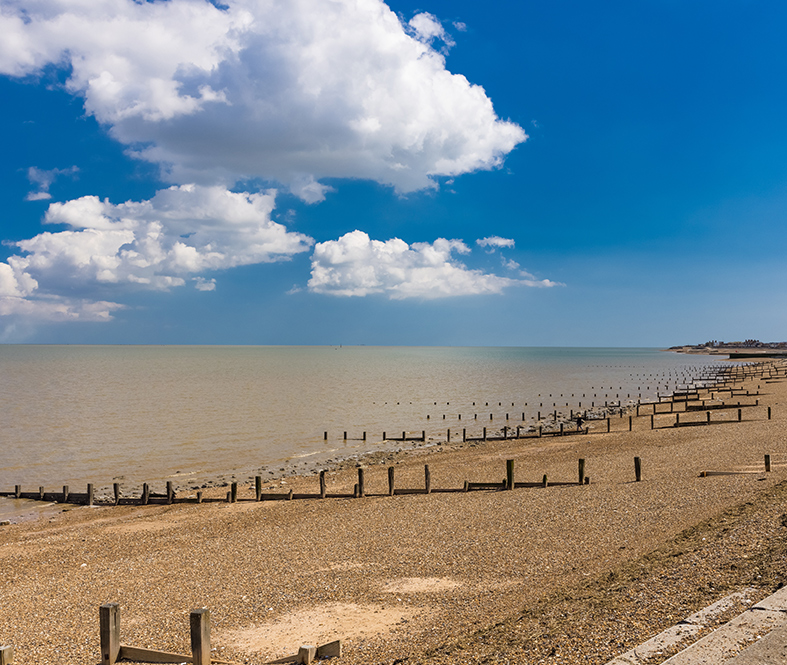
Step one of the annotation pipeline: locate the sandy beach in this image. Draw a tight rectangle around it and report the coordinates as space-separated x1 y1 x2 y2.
1 363 786 664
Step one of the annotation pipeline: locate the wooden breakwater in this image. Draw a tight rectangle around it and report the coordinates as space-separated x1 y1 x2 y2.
2 360 784 510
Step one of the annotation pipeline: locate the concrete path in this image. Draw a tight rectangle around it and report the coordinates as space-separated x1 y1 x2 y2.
606 586 787 665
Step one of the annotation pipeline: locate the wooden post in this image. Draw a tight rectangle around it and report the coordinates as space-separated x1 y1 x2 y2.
424 465 431 494
738 408 742 422
319 470 327 499
542 474 548 488
39 486 44 500
13 485 20 499
197 491 203 504
628 416 632 431
363 431 367 441
357 468 365 497
634 456 642 482
506 459 514 490
558 423 563 436
402 431 406 441
706 411 711 424
287 489 294 501
343 431 347 440
765 454 771 472
0 645 13 665
226 492 231 503
388 467 395 496
166 481 174 505
100 602 120 665
483 427 487 441
463 480 469 492
538 425 542 437
324 431 327 440
421 431 425 441
113 483 120 506
141 483 149 505
382 431 386 440
190 608 211 665
650 414 654 430
297 646 316 665
87 484 94 507
768 406 772 420
230 482 237 503
606 418 610 433
255 476 262 501
578 459 585 485
447 428 450 442
462 428 466 442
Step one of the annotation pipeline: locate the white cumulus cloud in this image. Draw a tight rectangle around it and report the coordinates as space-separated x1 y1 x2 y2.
477 236 515 249
0 0 526 201
0 184 312 320
309 230 530 299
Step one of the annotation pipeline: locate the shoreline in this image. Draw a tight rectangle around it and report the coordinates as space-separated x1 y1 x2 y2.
1 359 785 664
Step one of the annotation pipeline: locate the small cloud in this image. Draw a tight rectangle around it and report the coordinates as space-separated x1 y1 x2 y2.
25 166 79 201
408 13 454 48
477 236 515 249
194 277 216 291
502 257 520 271
453 21 467 32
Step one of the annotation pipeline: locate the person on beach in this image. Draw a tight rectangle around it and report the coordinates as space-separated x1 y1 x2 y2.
576 414 584 431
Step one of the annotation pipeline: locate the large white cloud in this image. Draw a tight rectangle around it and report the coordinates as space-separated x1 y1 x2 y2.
308 230 555 299
0 0 526 201
0 184 312 320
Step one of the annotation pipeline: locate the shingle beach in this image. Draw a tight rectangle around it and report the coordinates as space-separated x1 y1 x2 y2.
1 362 786 665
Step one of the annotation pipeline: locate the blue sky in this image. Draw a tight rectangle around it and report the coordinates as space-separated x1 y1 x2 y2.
1 0 786 346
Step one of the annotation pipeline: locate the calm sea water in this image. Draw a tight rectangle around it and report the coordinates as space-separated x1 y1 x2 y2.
0 346 730 493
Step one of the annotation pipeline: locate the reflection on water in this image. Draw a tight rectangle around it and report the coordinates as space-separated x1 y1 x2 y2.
0 345 728 490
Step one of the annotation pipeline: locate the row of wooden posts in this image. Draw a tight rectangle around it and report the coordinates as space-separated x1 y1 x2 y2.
98 602 340 665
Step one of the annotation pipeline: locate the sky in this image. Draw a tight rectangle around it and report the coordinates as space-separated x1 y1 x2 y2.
1 0 787 346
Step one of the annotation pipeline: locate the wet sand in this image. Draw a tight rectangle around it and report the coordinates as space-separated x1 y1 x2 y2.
1 364 786 664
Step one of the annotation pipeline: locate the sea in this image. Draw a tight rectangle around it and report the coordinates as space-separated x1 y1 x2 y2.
0 345 733 501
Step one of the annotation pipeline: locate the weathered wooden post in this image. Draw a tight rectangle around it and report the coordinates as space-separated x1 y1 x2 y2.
388 467 395 496
230 482 237 503
343 431 347 440
190 608 211 665
706 411 711 424
87 484 94 507
421 431 426 441
382 431 386 440
197 491 203 504
39 486 44 500
113 483 120 506
628 416 632 431
578 459 585 485
634 456 642 482
483 427 487 441
141 483 149 505
100 602 120 665
13 485 20 499
768 406 772 420
463 428 466 442
542 474 548 487
319 470 327 499
765 454 772 472
255 476 262 501
297 646 316 664
538 425 542 437
363 431 367 441
506 459 515 490
287 489 294 501
166 481 174 505
463 480 469 492
402 431 406 441
357 468 365 497
0 645 13 665
324 431 327 440
424 465 431 494
738 408 742 422
447 428 451 442
558 423 563 436
650 414 654 430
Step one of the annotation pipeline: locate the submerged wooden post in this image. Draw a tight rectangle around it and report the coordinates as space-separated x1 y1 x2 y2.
113 483 120 506
255 476 262 501
765 454 771 472
506 459 515 490
319 470 327 499
141 483 149 505
578 459 585 485
388 467 395 496
166 481 174 505
190 608 211 665
634 456 642 482
99 602 120 665
357 468 365 497
0 645 13 665
424 464 431 494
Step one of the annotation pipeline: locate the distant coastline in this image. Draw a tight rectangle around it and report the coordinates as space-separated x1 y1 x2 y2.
670 339 787 359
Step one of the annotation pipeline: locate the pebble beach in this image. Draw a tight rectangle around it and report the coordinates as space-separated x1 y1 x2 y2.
1 362 786 664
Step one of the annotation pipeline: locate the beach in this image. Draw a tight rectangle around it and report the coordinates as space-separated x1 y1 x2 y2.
1 362 786 664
